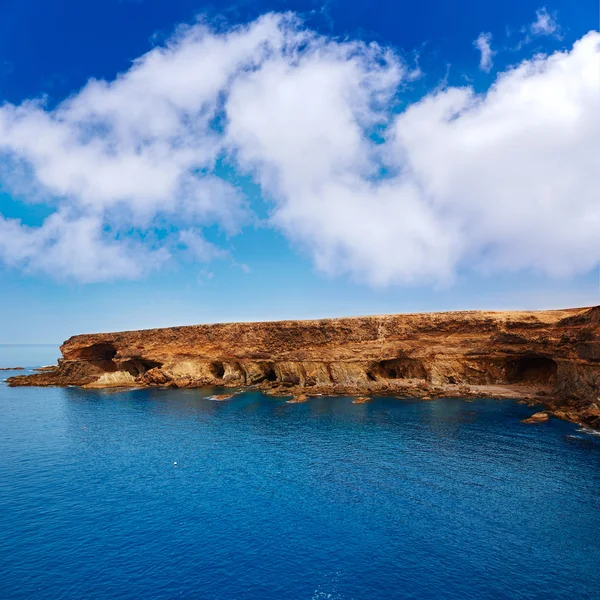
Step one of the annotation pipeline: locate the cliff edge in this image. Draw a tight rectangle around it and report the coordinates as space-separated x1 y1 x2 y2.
9 306 600 428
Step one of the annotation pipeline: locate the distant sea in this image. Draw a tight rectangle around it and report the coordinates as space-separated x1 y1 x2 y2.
1 351 599 599
0 344 59 369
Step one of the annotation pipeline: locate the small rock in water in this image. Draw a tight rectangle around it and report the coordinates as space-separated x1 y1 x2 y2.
211 394 234 401
287 394 308 404
521 412 550 424
352 396 371 404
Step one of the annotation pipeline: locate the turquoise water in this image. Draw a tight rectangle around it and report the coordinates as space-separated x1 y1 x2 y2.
1 372 599 598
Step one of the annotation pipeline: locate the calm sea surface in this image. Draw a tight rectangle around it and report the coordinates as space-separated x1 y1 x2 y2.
1 353 599 599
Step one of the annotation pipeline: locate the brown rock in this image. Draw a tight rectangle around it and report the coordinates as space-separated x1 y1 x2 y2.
287 394 308 403
173 377 193 388
522 412 550 424
211 394 235 401
7 305 600 432
138 367 171 386
352 396 371 404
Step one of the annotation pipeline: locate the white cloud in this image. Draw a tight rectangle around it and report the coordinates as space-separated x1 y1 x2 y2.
0 212 168 282
226 29 600 286
179 229 229 262
0 14 598 287
514 7 562 49
530 7 559 37
474 32 495 72
388 33 600 280
0 14 286 279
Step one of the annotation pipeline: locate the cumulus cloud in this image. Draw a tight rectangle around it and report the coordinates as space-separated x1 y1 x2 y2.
474 32 495 72
0 13 598 286
388 33 600 280
0 212 167 281
0 14 285 280
226 27 600 285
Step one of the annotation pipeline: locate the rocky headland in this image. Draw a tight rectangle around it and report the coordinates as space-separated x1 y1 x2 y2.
8 306 600 429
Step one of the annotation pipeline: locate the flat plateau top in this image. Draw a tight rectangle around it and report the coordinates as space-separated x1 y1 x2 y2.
66 307 593 341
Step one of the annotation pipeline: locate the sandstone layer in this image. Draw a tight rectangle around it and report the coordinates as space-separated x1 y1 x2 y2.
9 306 600 429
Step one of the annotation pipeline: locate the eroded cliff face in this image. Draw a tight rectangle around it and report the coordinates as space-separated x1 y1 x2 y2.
9 307 600 428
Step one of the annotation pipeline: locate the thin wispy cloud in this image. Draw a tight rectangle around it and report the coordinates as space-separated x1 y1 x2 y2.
0 13 597 286
474 32 494 72
530 7 559 36
513 6 562 50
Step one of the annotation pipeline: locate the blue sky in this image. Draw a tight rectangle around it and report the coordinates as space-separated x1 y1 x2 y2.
0 0 598 343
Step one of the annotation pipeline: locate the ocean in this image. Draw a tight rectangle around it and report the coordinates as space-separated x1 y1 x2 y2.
1 352 599 599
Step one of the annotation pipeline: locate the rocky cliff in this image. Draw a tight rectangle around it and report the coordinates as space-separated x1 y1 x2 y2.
9 306 600 428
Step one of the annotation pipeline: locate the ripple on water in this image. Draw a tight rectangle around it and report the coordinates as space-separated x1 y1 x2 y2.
0 388 599 600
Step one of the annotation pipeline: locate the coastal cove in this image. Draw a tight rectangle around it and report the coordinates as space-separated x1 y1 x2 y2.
1 2 599 598
1 383 599 599
9 307 600 431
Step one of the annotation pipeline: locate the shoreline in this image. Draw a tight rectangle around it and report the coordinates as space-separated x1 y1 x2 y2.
8 373 597 430
8 305 600 431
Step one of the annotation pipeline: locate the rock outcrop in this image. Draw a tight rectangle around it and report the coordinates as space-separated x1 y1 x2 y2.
8 306 600 428
521 411 550 424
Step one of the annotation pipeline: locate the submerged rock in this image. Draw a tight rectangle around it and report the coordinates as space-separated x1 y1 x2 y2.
287 394 308 404
352 396 371 404
211 394 235 402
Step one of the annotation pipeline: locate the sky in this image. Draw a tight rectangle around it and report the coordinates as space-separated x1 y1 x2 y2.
0 0 598 343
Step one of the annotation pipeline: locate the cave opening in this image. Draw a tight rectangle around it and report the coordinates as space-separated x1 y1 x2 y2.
121 358 163 377
368 357 427 380
72 342 117 361
209 362 225 379
506 356 557 384
263 363 278 382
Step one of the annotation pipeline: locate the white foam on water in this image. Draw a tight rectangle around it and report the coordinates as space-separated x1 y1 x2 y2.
576 427 600 437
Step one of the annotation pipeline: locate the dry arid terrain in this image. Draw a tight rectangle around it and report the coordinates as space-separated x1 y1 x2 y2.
10 306 600 429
